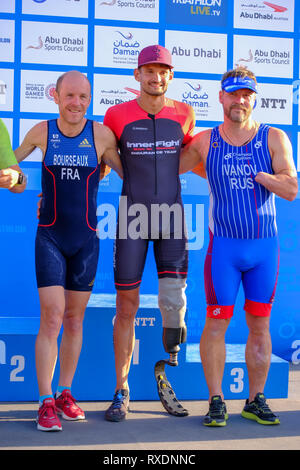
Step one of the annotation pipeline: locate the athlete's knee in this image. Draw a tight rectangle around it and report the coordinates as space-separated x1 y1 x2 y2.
202 317 230 341
40 304 64 338
246 312 270 337
116 289 139 322
158 277 187 328
63 310 84 336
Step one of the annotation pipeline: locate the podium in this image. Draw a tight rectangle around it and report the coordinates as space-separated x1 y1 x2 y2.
0 294 289 401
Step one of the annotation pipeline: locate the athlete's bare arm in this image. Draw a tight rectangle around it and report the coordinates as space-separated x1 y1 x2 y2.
93 122 123 180
179 129 210 178
255 127 298 201
14 121 47 163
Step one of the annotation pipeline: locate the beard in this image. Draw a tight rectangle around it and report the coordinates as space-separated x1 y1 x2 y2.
225 105 252 123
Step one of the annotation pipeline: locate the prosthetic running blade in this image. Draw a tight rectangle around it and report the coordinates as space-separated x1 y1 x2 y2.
154 359 189 417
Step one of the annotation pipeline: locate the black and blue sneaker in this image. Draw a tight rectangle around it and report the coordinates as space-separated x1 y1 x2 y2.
203 395 228 427
105 389 130 422
241 393 280 425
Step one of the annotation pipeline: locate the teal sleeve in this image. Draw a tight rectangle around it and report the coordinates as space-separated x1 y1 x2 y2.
0 119 18 170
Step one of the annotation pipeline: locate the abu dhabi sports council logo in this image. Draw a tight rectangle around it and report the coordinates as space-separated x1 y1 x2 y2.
233 34 293 79
95 0 159 22
22 22 88 66
99 0 155 7
236 49 253 65
26 35 84 52
26 36 43 50
236 48 291 66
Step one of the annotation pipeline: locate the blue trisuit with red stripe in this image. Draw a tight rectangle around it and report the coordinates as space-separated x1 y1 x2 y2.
35 119 100 291
204 124 279 319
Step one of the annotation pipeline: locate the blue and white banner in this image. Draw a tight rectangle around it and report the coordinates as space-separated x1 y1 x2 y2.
0 0 299 367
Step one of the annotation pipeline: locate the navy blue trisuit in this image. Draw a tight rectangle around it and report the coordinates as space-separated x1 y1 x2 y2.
35 119 100 291
104 98 195 290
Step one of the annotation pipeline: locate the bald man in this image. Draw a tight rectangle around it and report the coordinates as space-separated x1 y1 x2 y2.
15 71 122 431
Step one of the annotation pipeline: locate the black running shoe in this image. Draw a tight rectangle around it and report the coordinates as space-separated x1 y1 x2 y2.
105 389 130 422
203 395 228 427
241 393 280 425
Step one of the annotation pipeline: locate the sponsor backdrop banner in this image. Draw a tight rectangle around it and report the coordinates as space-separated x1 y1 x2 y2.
0 0 300 367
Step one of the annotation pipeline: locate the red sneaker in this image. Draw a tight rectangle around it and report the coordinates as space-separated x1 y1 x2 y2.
55 389 85 421
37 397 62 431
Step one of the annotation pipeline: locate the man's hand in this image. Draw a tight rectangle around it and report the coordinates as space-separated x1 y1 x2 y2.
0 168 19 188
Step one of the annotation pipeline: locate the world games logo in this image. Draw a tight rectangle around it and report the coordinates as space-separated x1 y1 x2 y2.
45 83 56 101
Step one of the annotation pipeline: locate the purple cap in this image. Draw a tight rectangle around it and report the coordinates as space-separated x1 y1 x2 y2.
138 45 173 69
